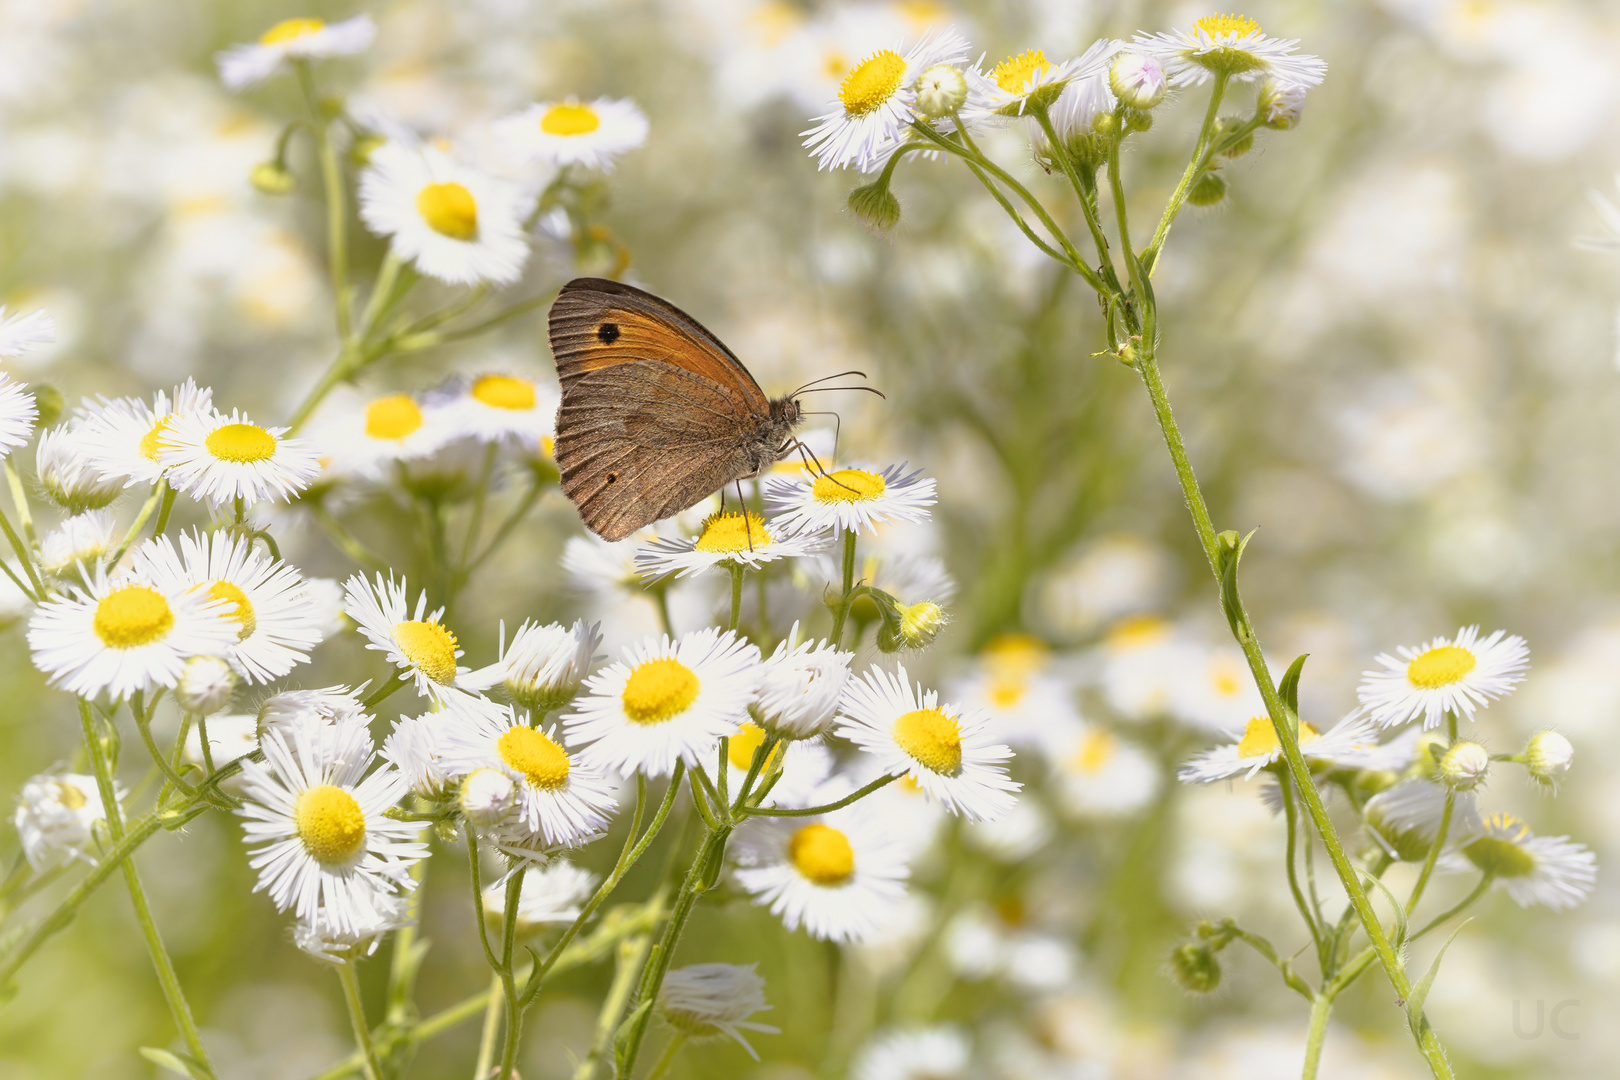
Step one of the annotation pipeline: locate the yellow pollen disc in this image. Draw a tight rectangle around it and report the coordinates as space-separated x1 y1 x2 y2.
984 633 1047 676
812 468 886 504
94 585 175 648
498 726 571 789
694 512 773 554
897 775 923 794
57 781 88 810
991 48 1053 93
472 374 537 411
206 580 257 640
1194 13 1263 37
1074 729 1116 773
988 677 1026 709
205 423 278 463
622 658 700 724
892 707 963 775
1212 669 1242 697
839 49 907 116
139 416 175 461
896 0 949 32
540 103 602 136
1107 613 1169 649
416 182 479 241
391 620 460 685
293 784 367 865
727 722 783 771
789 822 855 885
1236 716 1322 759
365 394 425 440
1406 645 1477 689
260 17 325 45
821 50 849 80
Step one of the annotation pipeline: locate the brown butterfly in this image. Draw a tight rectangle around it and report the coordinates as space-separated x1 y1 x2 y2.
548 277 873 542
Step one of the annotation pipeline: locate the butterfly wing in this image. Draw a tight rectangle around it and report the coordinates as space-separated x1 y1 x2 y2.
548 278 771 540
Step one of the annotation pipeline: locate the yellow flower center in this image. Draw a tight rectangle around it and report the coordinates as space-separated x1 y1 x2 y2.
539 103 602 136
293 784 367 865
1406 645 1477 689
497 726 571 789
789 822 855 885
694 512 773 554
471 374 537 411
727 722 783 771
391 620 460 685
260 17 325 45
1073 729 1116 774
1211 666 1243 697
988 676 1026 710
206 580 257 640
365 394 425 441
991 48 1053 93
416 182 479 241
1463 813 1536 878
892 707 963 775
93 585 175 648
622 658 700 724
1194 13 1262 37
811 468 886 503
984 633 1047 676
205 423 278 463
1106 613 1169 649
139 415 175 461
1236 716 1322 759
839 49 907 116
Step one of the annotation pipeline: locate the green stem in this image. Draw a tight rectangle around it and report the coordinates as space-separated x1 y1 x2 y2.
728 564 744 634
0 504 41 597
644 1034 688 1080
1302 993 1334 1080
473 972 503 1080
460 443 500 571
361 677 407 711
1278 772 1323 955
829 529 857 647
110 481 167 567
297 61 352 344
464 473 550 578
153 484 177 536
1143 73 1229 275
337 961 385 1080
1405 789 1456 917
5 458 36 544
312 501 389 571
1032 108 1127 304
743 772 897 817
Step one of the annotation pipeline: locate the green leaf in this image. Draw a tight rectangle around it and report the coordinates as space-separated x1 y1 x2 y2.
611 998 655 1077
1215 529 1255 640
1406 919 1473 1037
1360 869 1409 949
139 1047 213 1080
1279 654 1309 717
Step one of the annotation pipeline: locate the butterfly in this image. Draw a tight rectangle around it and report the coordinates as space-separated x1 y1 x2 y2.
549 277 862 542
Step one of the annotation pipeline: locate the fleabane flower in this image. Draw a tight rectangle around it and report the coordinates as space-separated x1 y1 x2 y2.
441 373 558 446
1358 626 1529 729
157 408 322 507
1134 14 1326 89
802 29 970 172
753 622 852 739
38 509 118 575
13 772 118 870
495 97 648 171
34 425 121 513
1027 39 1127 158
343 573 481 702
0 375 38 455
1053 724 1160 818
482 860 598 937
359 140 530 286
658 963 780 1060
563 628 762 778
294 882 412 963
27 566 238 700
1178 711 1382 783
836 664 1019 822
215 15 377 91
312 390 456 483
436 695 618 851
852 1026 970 1080
636 511 827 580
469 618 601 715
1364 778 1484 863
236 718 427 934
131 530 324 683
764 463 935 535
970 44 1115 119
75 379 213 489
0 306 56 359
1462 813 1596 911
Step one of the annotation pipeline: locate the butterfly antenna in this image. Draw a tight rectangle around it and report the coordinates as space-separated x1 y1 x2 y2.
789 370 871 396
795 384 886 400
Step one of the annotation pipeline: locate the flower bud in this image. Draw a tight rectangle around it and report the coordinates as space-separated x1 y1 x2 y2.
459 768 517 827
349 132 388 168
32 384 64 428
1187 171 1227 206
1259 79 1306 130
35 426 121 513
1169 942 1221 992
1123 108 1154 132
1109 53 1167 109
1216 117 1254 158
878 600 946 652
914 64 968 119
1438 741 1490 791
250 161 297 196
176 655 238 715
1523 730 1573 787
848 181 901 232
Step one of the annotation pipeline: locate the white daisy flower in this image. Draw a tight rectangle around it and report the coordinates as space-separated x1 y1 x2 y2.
257 685 370 742
1462 813 1597 911
967 43 1117 120
1028 41 1128 158
564 628 762 778
835 664 1019 822
380 710 454 800
236 719 427 934
658 963 780 1060
1358 626 1529 729
157 408 322 508
215 15 376 91
752 622 852 739
1364 778 1484 863
802 28 971 172
437 694 618 851
441 372 558 446
495 97 648 171
964 798 1055 862
38 509 118 575
309 390 457 483
130 530 324 684
466 618 601 717
636 511 829 581
723 722 834 809
0 306 56 359
1054 724 1160 818
34 425 121 513
1178 712 1381 783
0 375 37 455
342 573 481 702
295 882 412 964
732 803 910 942
851 1026 969 1080
75 379 214 490
1168 644 1269 733
358 140 530 286
1095 615 1191 721
1134 14 1327 89
764 463 935 536
482 859 598 937
27 566 238 700
12 772 118 871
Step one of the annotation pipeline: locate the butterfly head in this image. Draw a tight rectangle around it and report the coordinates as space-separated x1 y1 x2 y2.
769 396 802 427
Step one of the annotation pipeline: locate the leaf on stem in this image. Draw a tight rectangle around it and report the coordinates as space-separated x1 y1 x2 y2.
1405 919 1473 1038
1279 653 1309 717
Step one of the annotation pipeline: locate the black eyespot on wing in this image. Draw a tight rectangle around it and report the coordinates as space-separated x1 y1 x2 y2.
597 322 620 344
606 472 618 484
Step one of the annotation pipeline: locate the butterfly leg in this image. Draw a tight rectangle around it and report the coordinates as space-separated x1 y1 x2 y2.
736 479 755 551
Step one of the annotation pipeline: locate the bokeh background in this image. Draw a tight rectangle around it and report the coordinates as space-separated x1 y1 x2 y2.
3 0 1620 1077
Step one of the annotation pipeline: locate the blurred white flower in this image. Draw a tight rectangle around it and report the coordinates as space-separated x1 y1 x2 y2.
13 772 116 870
482 859 598 936
1054 724 1161 817
0 306 55 359
307 389 456 483
0 375 37 455
1135 15 1326 88
495 97 648 172
75 379 213 490
1463 813 1596 911
440 372 557 446
658 962 780 1059
38 509 118 574
216 16 376 91
851 1025 969 1080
